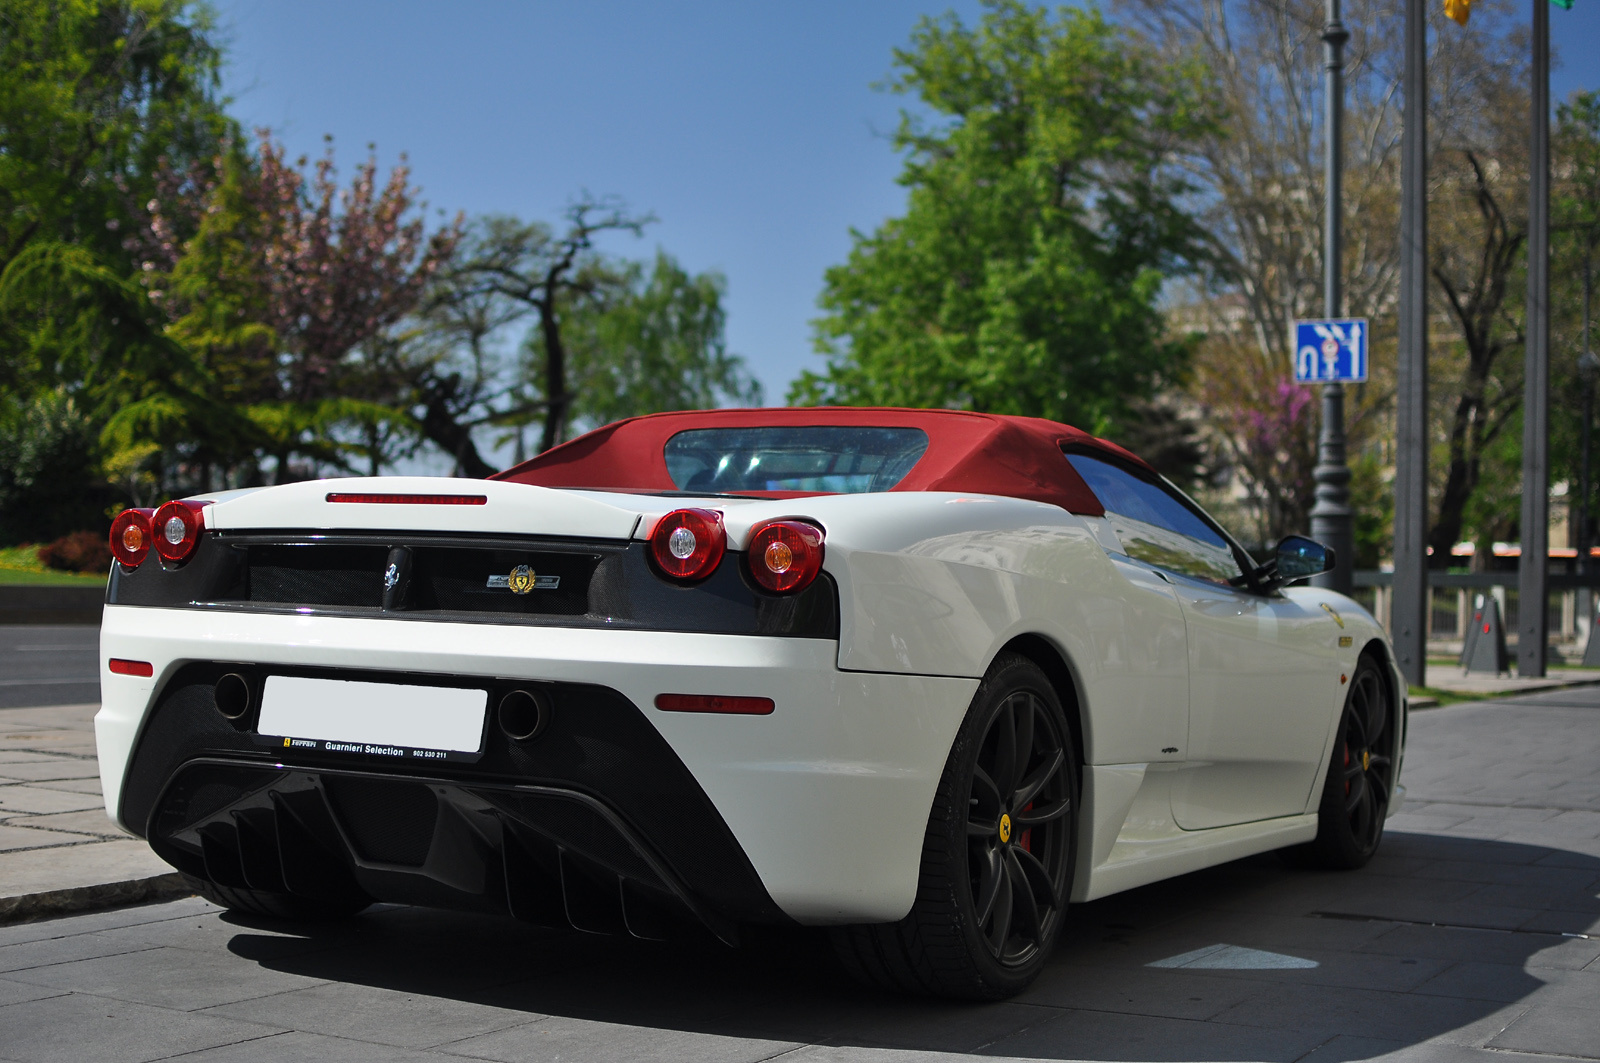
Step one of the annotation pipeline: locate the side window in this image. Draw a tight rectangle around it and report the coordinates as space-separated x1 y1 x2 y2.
1065 453 1243 584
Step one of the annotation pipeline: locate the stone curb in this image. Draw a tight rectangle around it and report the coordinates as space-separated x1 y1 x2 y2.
0 872 192 926
1432 671 1600 697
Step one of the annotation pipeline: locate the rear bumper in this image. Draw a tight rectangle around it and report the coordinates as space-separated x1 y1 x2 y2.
97 606 977 925
149 758 752 943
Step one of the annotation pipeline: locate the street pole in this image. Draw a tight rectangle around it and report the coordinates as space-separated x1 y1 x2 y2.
1392 0 1429 687
1519 0 1551 678
1311 0 1353 595
1579 246 1597 646
1584 245 1595 559
1581 357 1594 582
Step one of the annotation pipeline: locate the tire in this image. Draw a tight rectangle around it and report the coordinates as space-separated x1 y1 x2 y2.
182 874 370 922
1287 654 1397 870
832 652 1079 999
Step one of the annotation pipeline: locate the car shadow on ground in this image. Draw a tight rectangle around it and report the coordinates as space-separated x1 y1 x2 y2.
223 831 1600 1062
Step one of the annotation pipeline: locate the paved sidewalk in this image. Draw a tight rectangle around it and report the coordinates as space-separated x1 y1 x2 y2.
0 687 1595 1060
0 702 182 922
1422 664 1600 698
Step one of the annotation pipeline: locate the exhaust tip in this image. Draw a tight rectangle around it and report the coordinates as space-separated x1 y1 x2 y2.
498 689 551 743
214 673 252 720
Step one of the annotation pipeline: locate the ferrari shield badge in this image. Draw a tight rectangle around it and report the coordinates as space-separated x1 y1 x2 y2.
507 565 536 595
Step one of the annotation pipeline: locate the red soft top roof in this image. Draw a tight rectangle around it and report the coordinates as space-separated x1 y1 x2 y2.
492 407 1153 516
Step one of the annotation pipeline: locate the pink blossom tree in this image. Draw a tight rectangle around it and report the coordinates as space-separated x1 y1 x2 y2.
129 130 461 483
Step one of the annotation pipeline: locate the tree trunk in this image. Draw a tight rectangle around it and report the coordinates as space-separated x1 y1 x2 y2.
414 384 495 478
1428 392 1488 565
1427 151 1526 566
539 292 568 454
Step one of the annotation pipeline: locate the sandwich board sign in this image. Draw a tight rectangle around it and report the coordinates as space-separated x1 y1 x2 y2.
1293 318 1368 383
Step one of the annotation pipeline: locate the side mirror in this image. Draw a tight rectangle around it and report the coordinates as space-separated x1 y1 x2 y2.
1276 535 1335 583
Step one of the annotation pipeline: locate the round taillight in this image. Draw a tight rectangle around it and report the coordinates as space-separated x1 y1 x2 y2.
747 520 825 594
152 500 206 563
108 508 155 569
649 508 726 582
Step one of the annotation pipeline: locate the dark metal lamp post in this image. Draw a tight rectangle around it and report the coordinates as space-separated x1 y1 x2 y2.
1518 0 1551 677
1581 238 1597 569
1311 0 1353 595
1581 351 1599 554
1392 0 1428 687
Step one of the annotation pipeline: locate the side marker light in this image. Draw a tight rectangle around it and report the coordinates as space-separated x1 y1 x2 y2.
109 659 154 677
655 693 774 715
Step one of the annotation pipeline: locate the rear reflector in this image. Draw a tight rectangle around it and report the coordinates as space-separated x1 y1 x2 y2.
326 493 488 505
654 693 774 715
108 659 154 677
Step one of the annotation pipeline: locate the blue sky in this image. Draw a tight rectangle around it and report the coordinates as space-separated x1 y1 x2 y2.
209 1 1600 409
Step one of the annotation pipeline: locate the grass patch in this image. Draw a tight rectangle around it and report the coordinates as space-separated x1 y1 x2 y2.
1407 685 1491 708
0 545 48 572
0 567 106 586
0 544 105 586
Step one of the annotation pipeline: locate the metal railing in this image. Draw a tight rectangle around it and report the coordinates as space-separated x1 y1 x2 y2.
1351 570 1595 644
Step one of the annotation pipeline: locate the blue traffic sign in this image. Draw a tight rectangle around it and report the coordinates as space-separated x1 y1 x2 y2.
1293 318 1368 383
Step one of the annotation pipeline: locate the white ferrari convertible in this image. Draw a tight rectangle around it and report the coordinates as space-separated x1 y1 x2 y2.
95 407 1404 998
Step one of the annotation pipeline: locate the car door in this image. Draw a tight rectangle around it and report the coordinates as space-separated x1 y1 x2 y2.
1094 548 1191 764
1064 453 1336 830
1158 570 1341 829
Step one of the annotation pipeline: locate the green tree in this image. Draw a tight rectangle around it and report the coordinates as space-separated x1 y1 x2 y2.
415 206 759 471
0 0 232 537
544 251 761 436
0 0 231 275
790 0 1215 434
0 389 107 543
0 241 240 496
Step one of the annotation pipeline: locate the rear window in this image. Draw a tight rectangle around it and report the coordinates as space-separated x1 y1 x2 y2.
664 426 929 494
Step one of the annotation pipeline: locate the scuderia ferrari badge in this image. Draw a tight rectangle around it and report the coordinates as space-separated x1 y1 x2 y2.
485 565 560 593
507 565 535 594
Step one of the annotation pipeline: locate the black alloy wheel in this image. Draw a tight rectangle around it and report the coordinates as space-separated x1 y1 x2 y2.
1291 654 1397 869
832 653 1079 998
965 685 1075 967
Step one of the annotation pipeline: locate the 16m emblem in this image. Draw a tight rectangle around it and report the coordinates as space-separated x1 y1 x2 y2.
486 565 560 593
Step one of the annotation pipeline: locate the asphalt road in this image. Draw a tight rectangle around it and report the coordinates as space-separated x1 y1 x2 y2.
0 625 99 710
0 675 1596 1061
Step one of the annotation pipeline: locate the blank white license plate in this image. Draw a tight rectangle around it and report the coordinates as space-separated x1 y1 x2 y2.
258 676 487 754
